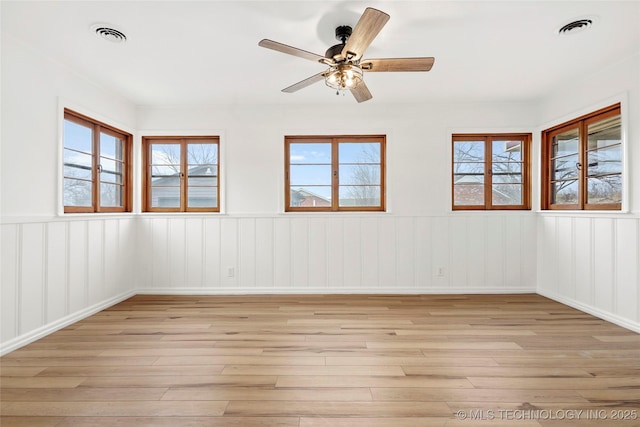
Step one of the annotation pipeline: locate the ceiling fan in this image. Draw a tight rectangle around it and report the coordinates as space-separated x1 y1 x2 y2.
258 7 435 103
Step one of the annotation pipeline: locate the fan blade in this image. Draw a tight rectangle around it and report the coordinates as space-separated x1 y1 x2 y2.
259 39 326 63
361 57 435 72
282 71 327 93
341 8 390 61
350 80 373 103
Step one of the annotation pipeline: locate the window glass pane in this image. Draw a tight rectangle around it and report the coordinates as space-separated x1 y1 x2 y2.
492 162 522 176
339 185 380 206
492 184 522 205
63 150 93 180
151 165 181 180
100 133 122 159
552 154 579 180
290 165 332 186
290 186 331 207
64 119 92 153
492 172 522 184
553 129 579 157
552 180 579 205
492 140 522 162
100 158 123 184
187 187 217 208
588 145 622 176
187 165 218 185
187 143 218 166
338 142 380 163
64 178 92 206
588 115 621 150
453 162 485 184
290 143 331 164
453 184 484 206
339 165 380 186
587 175 621 205
151 144 181 167
453 141 484 162
188 175 217 187
63 119 93 208
100 183 122 207
151 187 180 208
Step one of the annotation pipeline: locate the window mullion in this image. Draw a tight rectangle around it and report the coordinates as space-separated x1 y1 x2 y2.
332 139 339 211
93 124 101 212
578 121 586 210
181 140 187 212
485 137 492 209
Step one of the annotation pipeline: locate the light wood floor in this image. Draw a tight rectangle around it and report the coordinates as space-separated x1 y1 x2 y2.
1 294 640 426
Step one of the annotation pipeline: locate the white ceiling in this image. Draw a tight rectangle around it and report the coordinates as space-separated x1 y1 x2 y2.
2 1 639 107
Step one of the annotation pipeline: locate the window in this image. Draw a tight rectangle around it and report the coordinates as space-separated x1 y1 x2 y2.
542 104 621 210
452 133 531 210
285 135 385 212
142 136 220 212
63 109 132 213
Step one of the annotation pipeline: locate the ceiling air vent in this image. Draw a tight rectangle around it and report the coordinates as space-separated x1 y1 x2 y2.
91 24 127 43
558 18 593 35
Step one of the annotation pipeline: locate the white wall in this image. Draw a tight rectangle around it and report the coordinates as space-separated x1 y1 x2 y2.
1 35 137 354
536 53 640 332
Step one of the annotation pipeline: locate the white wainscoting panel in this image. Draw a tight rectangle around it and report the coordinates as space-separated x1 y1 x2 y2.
537 214 640 333
137 214 537 294
0 218 136 355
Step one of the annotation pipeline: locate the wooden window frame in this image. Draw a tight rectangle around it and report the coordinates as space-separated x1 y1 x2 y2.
452 133 531 211
142 136 220 213
63 109 132 213
285 135 386 212
541 103 621 211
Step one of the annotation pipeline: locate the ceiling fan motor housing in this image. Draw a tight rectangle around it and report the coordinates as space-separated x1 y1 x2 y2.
325 26 352 59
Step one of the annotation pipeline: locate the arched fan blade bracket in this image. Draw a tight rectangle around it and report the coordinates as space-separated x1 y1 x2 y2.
319 57 337 66
350 80 373 103
258 39 326 63
341 7 390 61
282 71 328 93
361 57 435 72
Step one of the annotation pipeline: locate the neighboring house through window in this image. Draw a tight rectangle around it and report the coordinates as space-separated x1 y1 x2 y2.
63 109 132 213
541 103 622 210
285 135 385 212
142 136 220 212
452 133 531 210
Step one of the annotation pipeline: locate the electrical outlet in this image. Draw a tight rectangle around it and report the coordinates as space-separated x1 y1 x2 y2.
436 267 445 277
227 267 235 277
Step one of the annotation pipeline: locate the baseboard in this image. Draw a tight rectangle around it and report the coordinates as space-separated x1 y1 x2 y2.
135 286 537 295
537 288 640 334
0 290 136 356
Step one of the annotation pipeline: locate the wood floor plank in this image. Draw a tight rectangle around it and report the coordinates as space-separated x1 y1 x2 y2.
51 417 301 427
162 387 372 401
0 417 64 427
371 387 590 403
1 293 638 427
0 377 86 388
80 374 277 388
224 400 451 417
152 355 325 365
0 401 228 416
36 365 226 377
275 375 474 388
222 365 405 376
0 387 168 401
401 366 593 378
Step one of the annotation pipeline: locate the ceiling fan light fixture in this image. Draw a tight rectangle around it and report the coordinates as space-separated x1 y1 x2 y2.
325 64 363 91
